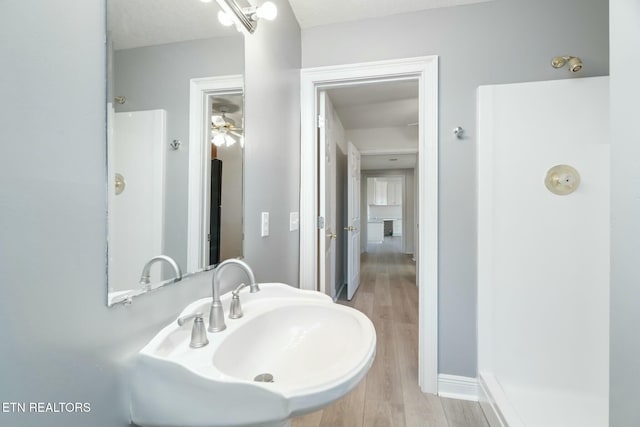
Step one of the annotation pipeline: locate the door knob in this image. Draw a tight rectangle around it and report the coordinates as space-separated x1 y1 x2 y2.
344 226 356 232
327 233 337 239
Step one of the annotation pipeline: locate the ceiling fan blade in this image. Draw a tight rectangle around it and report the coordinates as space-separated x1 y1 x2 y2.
211 115 226 127
212 133 226 147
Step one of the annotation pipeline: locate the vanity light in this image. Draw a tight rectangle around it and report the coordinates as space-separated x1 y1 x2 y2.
215 0 278 34
200 0 213 3
217 10 235 26
255 1 277 20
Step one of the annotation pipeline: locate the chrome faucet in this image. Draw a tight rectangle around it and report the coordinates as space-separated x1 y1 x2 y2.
209 258 259 332
139 255 183 290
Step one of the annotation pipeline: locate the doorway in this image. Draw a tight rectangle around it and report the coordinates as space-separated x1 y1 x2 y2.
186 75 243 273
364 174 409 255
299 56 439 394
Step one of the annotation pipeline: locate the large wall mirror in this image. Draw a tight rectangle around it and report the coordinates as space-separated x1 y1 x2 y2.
106 0 245 306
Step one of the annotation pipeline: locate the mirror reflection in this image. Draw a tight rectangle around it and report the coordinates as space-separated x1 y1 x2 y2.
106 0 245 305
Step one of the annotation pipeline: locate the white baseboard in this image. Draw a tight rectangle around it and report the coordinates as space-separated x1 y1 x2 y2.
478 374 508 427
437 374 479 401
477 372 522 427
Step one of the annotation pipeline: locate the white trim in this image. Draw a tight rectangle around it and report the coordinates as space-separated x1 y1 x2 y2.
437 374 479 401
187 75 243 273
478 374 510 427
477 372 526 427
299 56 439 394
335 281 346 302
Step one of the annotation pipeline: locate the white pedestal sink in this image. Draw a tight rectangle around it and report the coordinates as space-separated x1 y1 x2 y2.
129 283 376 427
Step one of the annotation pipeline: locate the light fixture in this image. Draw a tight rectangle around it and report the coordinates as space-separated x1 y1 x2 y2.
200 0 213 3
255 1 277 20
212 130 237 147
215 0 278 34
217 10 234 26
211 112 243 147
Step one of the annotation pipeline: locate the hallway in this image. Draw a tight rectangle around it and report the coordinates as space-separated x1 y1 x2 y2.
292 238 489 427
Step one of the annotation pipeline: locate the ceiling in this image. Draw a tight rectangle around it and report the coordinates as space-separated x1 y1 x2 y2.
109 0 495 50
288 0 494 29
326 80 418 130
211 94 243 123
327 81 418 170
108 0 238 50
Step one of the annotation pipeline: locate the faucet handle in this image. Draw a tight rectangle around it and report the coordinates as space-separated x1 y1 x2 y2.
229 293 243 319
177 313 209 348
229 282 250 320
177 312 204 326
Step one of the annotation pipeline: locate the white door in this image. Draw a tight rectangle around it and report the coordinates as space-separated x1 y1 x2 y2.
347 141 361 300
318 91 337 298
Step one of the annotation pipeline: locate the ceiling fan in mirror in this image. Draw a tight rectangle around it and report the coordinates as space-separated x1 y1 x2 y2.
211 101 243 147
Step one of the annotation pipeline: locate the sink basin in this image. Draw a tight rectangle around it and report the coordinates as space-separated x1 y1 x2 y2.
129 283 376 427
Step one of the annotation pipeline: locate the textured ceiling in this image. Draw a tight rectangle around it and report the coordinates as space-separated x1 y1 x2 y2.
108 0 239 50
288 0 494 29
326 80 418 129
108 0 494 49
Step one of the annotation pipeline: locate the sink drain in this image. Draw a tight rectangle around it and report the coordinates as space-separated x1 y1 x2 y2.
254 373 274 383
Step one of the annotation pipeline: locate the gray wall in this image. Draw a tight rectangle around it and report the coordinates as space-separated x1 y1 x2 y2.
0 1 297 426
303 0 609 377
610 1 640 426
243 0 301 286
113 37 244 271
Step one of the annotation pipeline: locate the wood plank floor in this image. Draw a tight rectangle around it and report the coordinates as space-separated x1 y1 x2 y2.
292 237 489 427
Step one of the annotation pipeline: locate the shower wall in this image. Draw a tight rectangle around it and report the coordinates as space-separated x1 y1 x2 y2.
477 77 609 427
108 110 167 291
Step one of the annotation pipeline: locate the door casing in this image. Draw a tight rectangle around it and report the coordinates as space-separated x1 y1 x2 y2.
299 56 439 394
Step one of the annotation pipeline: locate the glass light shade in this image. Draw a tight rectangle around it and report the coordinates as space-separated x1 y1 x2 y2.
212 133 227 147
217 10 234 26
256 1 277 20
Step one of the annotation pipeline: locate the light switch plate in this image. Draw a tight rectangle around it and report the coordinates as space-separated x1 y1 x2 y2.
261 212 269 237
289 212 299 231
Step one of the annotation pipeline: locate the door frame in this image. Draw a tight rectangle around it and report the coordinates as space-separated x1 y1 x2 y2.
299 56 439 394
187 75 243 273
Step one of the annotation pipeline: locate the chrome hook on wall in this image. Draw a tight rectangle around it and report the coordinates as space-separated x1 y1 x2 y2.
453 126 465 139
